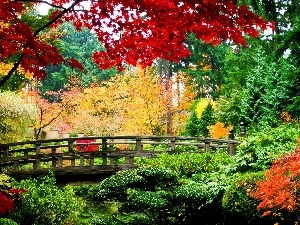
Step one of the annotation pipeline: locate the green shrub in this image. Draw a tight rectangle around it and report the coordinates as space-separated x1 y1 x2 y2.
94 167 227 225
0 218 18 225
222 171 272 224
0 91 36 143
91 214 152 225
8 175 85 225
137 152 234 178
231 123 300 173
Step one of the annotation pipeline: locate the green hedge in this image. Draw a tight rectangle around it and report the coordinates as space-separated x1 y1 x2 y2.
8 175 85 225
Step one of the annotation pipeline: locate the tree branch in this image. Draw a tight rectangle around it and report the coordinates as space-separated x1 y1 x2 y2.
0 0 83 87
33 0 83 36
19 0 66 10
0 55 24 87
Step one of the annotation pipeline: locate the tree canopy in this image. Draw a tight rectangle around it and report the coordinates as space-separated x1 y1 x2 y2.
0 0 272 87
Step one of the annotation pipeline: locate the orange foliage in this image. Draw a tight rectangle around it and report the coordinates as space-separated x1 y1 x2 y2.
280 111 292 123
251 141 300 221
209 122 233 139
22 90 74 139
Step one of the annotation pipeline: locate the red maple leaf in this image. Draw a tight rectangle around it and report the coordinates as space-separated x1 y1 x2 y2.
0 0 273 86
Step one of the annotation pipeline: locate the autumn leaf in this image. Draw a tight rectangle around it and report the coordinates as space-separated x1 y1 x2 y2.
0 0 272 86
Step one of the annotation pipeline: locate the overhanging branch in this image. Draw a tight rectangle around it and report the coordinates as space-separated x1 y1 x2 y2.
0 0 83 87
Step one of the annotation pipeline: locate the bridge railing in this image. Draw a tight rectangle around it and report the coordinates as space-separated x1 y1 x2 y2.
0 135 238 175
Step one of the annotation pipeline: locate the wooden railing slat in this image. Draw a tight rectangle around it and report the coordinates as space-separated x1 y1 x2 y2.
1 135 238 177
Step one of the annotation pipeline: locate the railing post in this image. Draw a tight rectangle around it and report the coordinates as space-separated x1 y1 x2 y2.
51 147 57 167
169 137 176 151
128 156 134 165
228 129 236 156
0 144 9 158
34 142 41 169
109 143 114 151
80 144 85 166
68 139 74 152
102 154 107 165
136 137 142 152
110 157 115 165
197 145 203 152
204 139 211 152
0 144 9 172
228 129 234 140
13 160 20 171
89 157 94 166
57 156 62 167
35 141 41 154
33 158 41 169
102 138 107 151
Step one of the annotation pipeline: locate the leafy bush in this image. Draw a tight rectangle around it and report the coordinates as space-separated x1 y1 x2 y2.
0 91 36 143
94 167 228 225
137 152 234 178
231 123 300 173
0 174 24 218
0 218 18 225
8 175 85 225
95 168 179 201
251 143 300 224
222 171 270 224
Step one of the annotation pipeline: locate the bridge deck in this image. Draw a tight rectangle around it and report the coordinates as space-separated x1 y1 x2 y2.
0 135 237 182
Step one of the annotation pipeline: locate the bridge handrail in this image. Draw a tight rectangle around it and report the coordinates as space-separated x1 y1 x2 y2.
0 135 238 176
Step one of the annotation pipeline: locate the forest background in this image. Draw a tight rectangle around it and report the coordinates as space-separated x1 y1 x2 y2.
0 0 300 224
0 0 299 142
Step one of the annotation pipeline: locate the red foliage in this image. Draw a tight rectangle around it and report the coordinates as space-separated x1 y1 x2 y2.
0 0 273 85
68 58 84 72
76 139 99 152
251 141 300 217
0 188 25 216
0 191 14 216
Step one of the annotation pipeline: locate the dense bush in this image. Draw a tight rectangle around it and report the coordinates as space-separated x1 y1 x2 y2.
231 123 300 173
0 174 24 219
136 152 234 178
7 175 85 225
93 167 227 225
0 218 18 225
0 91 36 143
251 143 300 224
222 172 268 224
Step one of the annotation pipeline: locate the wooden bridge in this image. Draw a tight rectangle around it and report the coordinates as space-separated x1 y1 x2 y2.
0 135 238 183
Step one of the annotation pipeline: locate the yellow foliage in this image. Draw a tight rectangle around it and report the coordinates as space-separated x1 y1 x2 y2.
170 71 196 135
209 122 233 139
59 66 195 136
195 98 216 118
0 62 34 78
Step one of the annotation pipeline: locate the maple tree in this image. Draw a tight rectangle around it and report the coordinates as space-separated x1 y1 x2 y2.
0 0 272 87
22 90 75 139
251 140 300 222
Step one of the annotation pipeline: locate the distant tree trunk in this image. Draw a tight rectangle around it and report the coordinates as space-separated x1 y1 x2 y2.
159 59 173 135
